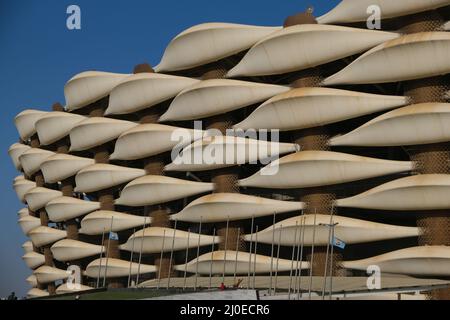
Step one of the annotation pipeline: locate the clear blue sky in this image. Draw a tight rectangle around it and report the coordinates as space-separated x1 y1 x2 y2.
0 0 339 298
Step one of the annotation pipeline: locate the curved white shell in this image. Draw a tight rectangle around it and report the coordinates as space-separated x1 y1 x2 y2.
22 240 34 253
227 25 399 77
24 187 63 211
165 136 298 172
444 21 450 31
159 79 289 121
46 197 100 222
336 174 450 210
36 111 86 145
69 117 137 152
34 265 69 284
342 246 450 276
14 109 47 140
235 88 408 131
156 23 281 72
74 164 145 193
22 251 45 269
18 215 41 235
51 239 104 262
110 124 204 160
245 214 419 246
116 175 214 206
171 193 304 223
240 151 413 189
18 207 29 218
330 103 450 147
318 0 450 24
56 283 94 294
174 250 309 275
79 210 149 235
41 154 94 183
26 274 38 287
19 148 55 176
27 288 49 298
323 32 450 85
120 227 217 253
64 71 130 111
8 143 31 170
29 226 67 247
106 73 200 115
85 258 156 278
13 178 36 203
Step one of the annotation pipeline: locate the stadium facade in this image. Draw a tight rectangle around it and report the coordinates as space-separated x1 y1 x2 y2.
8 0 450 300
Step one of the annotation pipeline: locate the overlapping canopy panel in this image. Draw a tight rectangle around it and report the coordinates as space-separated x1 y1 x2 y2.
9 0 450 299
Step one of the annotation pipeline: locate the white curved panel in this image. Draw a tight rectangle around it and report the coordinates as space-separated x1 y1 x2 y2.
41 154 94 183
13 178 36 203
69 117 137 151
165 136 298 172
34 266 69 284
85 258 156 278
46 197 100 222
65 71 130 111
79 210 149 235
318 0 450 24
51 239 104 262
116 175 214 206
336 174 450 210
19 148 55 177
240 151 413 189
171 193 304 223
235 88 408 131
174 251 309 275
18 207 29 218
29 226 67 247
8 143 31 170
27 288 49 298
24 187 63 211
106 73 200 115
18 215 41 235
22 240 34 253
444 21 450 31
36 112 86 145
26 274 38 287
156 23 281 72
330 103 450 147
22 251 45 269
75 164 145 193
227 25 398 77
342 246 450 276
245 214 419 246
110 124 204 160
120 227 217 253
56 283 94 294
159 79 289 121
323 32 450 85
14 109 47 140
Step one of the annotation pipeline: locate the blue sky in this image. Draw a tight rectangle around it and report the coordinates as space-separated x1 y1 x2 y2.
0 0 339 297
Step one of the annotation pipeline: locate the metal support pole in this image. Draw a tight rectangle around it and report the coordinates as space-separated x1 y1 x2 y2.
127 228 136 287
247 216 254 290
269 212 276 295
288 221 298 300
183 228 190 290
308 210 317 299
136 216 148 285
209 228 216 289
96 228 105 288
157 229 166 289
194 217 202 291
167 219 178 289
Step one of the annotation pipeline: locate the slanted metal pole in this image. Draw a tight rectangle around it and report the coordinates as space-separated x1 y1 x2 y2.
294 214 303 299
103 216 114 287
329 222 336 300
233 227 240 284
194 217 202 291
209 228 216 289
222 217 229 283
269 212 276 295
308 210 317 299
297 213 306 299
287 221 298 300
274 224 282 295
136 217 148 285
157 229 166 289
127 228 136 287
167 219 177 289
247 216 254 290
96 228 106 288
252 225 258 289
183 228 190 290
322 222 333 299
